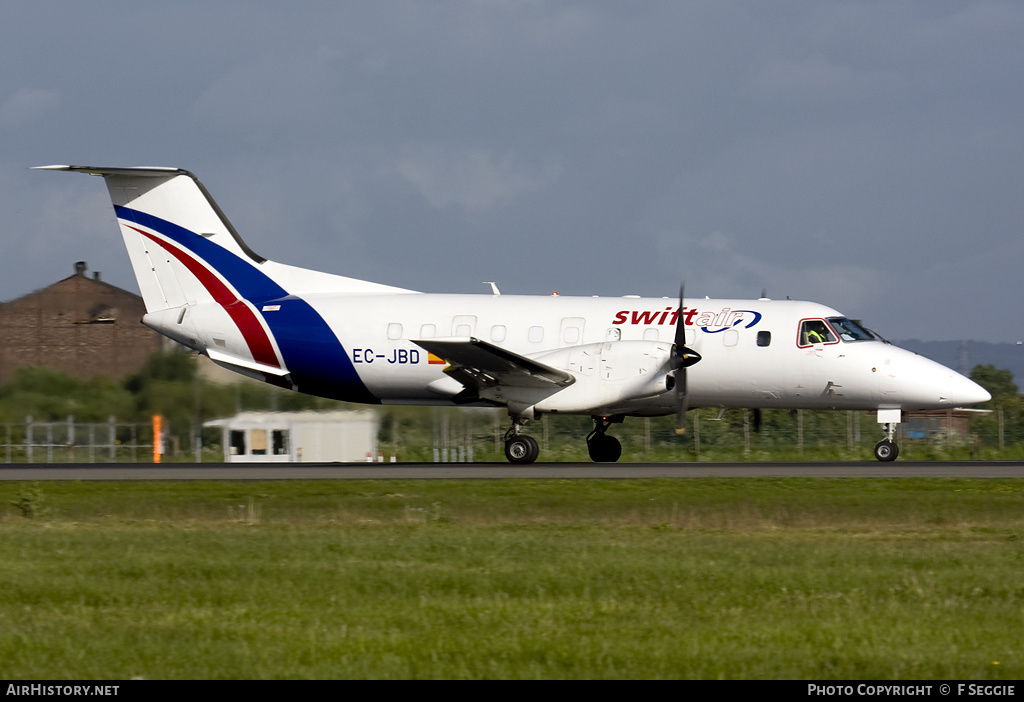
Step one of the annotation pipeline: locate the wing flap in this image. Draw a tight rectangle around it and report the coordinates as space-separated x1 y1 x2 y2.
413 337 575 389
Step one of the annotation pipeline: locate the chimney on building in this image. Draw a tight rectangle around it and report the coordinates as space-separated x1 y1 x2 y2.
74 261 87 276
93 271 101 281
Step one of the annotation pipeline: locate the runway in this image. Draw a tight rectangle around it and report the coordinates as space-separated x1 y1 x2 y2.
2 461 1024 480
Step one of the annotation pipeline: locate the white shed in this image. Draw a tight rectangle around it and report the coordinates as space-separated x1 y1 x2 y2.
205 411 379 463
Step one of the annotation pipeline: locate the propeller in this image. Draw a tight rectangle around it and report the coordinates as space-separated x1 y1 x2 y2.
671 283 702 434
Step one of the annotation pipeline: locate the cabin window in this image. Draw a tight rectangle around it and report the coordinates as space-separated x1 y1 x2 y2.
723 329 739 347
420 324 436 338
559 318 585 346
643 328 659 341
387 323 403 340
757 331 771 347
452 315 477 337
529 326 544 343
798 319 838 347
491 325 507 342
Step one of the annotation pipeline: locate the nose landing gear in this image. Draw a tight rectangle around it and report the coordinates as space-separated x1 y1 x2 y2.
874 437 899 462
874 411 901 462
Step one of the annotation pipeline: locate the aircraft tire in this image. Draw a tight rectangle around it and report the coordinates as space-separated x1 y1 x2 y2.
874 440 899 462
587 435 622 463
505 435 540 464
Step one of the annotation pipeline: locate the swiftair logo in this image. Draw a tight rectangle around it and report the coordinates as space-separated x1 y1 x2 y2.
612 307 762 332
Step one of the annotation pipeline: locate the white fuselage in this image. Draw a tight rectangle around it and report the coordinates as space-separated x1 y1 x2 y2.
146 290 989 418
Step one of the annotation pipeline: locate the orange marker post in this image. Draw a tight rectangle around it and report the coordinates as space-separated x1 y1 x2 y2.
152 415 162 464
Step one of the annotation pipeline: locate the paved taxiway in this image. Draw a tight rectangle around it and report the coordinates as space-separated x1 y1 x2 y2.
2 461 1024 480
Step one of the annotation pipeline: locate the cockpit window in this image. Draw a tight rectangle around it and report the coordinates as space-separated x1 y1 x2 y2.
798 319 837 347
827 317 874 342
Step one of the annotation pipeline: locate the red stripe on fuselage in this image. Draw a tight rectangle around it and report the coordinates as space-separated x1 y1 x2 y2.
129 226 281 369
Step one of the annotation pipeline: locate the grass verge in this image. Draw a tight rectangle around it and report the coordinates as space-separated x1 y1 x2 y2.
1 478 1023 679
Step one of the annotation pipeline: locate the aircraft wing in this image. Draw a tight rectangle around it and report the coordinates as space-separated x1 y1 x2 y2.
413 337 575 389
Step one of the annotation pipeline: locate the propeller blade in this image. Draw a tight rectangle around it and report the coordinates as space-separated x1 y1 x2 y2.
674 365 689 435
671 283 702 369
673 283 686 351
672 282 701 434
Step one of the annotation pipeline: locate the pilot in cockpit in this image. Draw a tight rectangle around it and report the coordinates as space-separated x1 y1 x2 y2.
803 320 833 345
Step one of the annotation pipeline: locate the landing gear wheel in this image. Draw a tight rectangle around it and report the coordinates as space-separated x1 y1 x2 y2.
587 434 622 463
586 415 624 463
874 440 899 462
505 435 540 464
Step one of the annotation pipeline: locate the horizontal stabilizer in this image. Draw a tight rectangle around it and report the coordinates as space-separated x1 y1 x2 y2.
33 165 187 177
207 347 291 378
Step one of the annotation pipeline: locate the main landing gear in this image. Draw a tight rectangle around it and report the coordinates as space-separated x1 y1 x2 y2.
502 415 625 464
587 415 623 463
503 418 539 464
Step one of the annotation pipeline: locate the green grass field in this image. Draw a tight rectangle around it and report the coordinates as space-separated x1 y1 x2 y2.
2 478 1023 679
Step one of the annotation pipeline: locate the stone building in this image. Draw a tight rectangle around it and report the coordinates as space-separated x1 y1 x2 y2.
0 261 165 383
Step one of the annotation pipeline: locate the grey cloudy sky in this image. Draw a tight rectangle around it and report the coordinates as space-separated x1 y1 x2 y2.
4 1 1023 342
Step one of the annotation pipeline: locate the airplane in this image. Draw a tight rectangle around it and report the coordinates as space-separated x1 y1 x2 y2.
36 165 991 463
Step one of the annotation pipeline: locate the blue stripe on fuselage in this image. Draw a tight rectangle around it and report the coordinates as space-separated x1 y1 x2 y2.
116 206 379 404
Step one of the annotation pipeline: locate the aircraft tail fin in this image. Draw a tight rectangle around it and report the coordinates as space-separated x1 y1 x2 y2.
35 165 410 313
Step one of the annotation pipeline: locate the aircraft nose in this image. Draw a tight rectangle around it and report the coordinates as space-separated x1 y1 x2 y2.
944 372 991 406
886 348 992 408
917 361 990 406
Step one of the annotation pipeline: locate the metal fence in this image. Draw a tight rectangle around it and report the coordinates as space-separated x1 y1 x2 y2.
403 406 1011 462
3 405 1015 464
2 416 158 463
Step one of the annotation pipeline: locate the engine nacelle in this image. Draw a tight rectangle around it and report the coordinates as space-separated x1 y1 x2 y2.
479 340 675 416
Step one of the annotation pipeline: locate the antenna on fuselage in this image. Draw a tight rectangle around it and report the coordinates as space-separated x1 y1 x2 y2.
484 282 501 295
